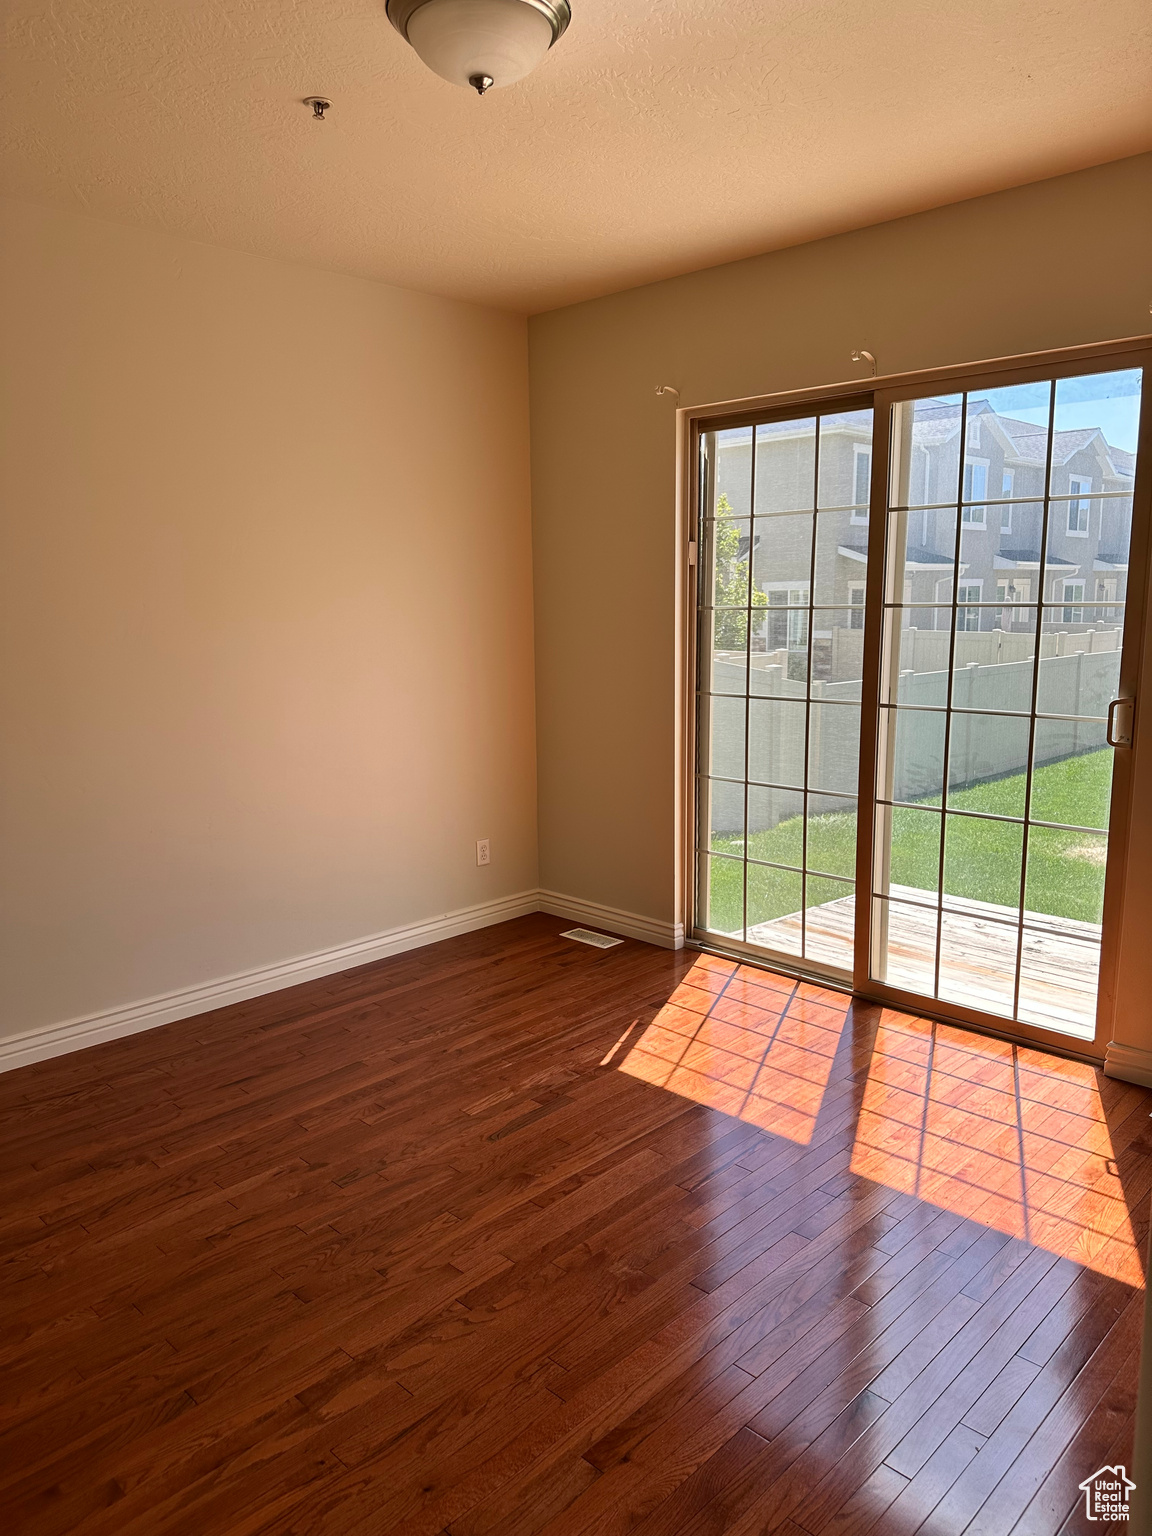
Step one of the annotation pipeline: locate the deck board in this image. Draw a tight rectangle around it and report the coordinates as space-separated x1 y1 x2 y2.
747 887 1100 1036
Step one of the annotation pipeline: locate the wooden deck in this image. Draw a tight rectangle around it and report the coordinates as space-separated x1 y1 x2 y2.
0 914 1147 1535
748 887 1101 1037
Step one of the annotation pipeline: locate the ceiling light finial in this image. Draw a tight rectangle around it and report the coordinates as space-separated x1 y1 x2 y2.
385 0 572 94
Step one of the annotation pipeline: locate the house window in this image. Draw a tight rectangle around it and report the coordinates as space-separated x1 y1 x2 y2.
1067 477 1091 535
1001 470 1014 531
957 582 982 631
848 583 866 630
1062 580 1085 624
765 586 809 650
851 446 871 523
962 460 988 526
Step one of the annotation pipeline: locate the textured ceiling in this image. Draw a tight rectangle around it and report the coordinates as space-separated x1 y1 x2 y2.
2 0 1150 312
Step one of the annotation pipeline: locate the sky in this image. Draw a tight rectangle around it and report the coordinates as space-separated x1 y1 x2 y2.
978 369 1143 454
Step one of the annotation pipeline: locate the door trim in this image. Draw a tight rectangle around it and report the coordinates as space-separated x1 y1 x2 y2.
679 333 1152 1063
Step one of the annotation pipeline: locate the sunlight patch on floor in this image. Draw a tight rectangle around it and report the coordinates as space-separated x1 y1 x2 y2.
617 956 1145 1288
849 1010 1145 1287
617 955 847 1145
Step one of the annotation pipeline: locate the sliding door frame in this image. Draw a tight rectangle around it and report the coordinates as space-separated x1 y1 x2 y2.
679 333 1152 1062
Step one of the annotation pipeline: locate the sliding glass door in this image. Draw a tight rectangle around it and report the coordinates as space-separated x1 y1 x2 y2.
693 349 1149 1051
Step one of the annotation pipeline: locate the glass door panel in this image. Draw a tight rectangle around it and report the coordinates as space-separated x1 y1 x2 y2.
871 368 1143 1039
697 407 873 977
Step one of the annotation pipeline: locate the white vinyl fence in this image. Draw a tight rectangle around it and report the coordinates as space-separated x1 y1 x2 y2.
707 626 1121 835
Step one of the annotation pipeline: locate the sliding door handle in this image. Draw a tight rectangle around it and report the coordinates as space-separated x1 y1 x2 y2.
1106 697 1134 747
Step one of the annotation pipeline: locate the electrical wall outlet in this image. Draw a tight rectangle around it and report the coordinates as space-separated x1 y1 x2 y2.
476 838 491 866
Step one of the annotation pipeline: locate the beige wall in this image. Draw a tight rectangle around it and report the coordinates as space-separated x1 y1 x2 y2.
0 197 537 1039
528 152 1152 1062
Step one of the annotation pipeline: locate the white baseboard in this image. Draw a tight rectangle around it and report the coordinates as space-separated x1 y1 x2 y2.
0 889 540 1076
1104 1038 1152 1089
537 889 684 951
0 888 681 1075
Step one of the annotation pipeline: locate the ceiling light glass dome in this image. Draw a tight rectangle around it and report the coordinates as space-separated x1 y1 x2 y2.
385 0 571 94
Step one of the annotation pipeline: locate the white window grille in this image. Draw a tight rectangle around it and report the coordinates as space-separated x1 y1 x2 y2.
1062 580 1085 623
1067 477 1091 535
848 584 866 630
956 582 982 630
962 460 988 526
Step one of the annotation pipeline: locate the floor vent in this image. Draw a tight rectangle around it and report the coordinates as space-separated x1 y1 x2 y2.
560 928 624 949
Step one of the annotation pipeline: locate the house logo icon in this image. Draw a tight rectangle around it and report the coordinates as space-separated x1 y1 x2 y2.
1079 1465 1134 1521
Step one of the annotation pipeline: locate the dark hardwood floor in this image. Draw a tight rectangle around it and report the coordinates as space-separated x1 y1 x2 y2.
1 914 1149 1536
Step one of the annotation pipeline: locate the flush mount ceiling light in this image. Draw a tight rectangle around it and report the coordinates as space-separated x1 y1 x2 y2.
385 0 571 95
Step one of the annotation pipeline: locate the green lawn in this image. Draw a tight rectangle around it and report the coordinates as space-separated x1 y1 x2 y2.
708 748 1111 932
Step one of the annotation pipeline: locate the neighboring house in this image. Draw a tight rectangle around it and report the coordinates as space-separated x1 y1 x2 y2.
711 400 1135 675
